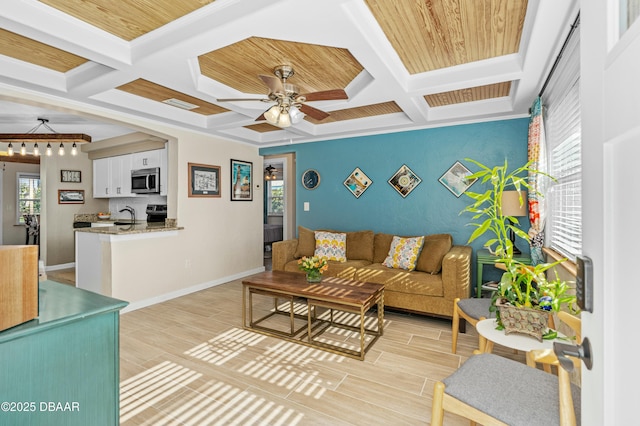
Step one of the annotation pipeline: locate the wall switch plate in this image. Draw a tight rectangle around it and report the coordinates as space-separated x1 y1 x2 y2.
576 256 593 313
303 202 310 211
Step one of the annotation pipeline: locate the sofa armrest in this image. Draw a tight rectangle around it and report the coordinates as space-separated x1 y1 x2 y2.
441 245 472 301
272 239 298 271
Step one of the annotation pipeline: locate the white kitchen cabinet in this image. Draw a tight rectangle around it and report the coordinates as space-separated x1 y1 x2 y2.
93 155 134 198
131 149 161 169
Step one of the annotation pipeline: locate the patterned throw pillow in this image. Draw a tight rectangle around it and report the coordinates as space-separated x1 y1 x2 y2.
314 231 347 262
383 235 425 271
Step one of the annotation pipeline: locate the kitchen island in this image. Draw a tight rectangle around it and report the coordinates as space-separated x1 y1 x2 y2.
74 222 183 300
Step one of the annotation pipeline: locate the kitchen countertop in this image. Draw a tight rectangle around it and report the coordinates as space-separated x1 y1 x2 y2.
74 221 183 235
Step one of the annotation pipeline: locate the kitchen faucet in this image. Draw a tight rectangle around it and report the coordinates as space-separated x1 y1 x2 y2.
119 205 135 223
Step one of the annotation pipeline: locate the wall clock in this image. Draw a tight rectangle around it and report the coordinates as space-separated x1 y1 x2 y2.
301 169 320 190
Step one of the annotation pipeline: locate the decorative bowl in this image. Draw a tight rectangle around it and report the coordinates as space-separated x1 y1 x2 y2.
97 213 111 220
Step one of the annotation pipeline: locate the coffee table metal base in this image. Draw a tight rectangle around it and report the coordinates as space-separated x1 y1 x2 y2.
243 284 383 361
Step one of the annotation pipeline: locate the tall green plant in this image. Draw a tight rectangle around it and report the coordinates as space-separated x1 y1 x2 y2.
460 158 578 317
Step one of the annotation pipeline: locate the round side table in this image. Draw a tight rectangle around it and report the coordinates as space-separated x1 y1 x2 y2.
476 318 565 370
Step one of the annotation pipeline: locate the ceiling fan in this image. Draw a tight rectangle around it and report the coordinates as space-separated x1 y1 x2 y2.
216 65 348 128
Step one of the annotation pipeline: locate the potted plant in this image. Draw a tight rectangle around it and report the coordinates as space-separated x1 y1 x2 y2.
297 255 329 282
461 158 579 340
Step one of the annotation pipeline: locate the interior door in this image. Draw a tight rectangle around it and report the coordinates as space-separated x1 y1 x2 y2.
580 2 640 424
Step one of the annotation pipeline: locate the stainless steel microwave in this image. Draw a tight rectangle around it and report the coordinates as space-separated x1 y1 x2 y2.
131 167 160 194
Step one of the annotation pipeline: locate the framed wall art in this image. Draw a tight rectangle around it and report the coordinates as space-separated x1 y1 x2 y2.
60 169 81 183
388 164 422 198
230 159 253 201
343 167 372 198
58 189 84 204
438 161 477 197
188 163 221 198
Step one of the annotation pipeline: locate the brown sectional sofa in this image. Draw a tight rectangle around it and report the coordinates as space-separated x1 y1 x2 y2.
272 227 472 318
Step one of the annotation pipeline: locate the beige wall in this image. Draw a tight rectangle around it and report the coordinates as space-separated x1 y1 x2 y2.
1 161 40 245
40 151 109 266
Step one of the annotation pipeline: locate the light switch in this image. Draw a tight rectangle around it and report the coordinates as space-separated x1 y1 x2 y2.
303 202 310 211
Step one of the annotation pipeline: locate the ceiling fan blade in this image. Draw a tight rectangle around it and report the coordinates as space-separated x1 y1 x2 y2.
299 89 348 102
216 98 271 102
255 113 266 121
258 74 284 94
299 104 330 121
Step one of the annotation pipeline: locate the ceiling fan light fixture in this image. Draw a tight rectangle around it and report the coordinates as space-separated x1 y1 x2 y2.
290 106 304 124
277 110 291 128
264 105 281 125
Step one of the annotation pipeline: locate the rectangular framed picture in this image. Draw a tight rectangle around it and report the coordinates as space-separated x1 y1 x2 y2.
438 161 477 197
188 163 221 198
58 189 84 204
230 159 253 201
60 170 81 183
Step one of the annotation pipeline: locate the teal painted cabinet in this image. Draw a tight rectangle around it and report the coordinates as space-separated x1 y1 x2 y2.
0 281 128 426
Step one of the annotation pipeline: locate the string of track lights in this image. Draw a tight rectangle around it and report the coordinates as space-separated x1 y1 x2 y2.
1 118 91 158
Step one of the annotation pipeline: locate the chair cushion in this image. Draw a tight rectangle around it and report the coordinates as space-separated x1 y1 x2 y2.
443 354 581 426
457 298 495 320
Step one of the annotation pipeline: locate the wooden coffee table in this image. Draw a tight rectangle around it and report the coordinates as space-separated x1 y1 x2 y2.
242 270 384 360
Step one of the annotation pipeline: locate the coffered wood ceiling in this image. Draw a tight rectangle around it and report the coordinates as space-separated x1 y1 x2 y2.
0 0 578 146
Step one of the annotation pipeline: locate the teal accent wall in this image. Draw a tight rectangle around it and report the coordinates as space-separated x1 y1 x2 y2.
260 118 531 256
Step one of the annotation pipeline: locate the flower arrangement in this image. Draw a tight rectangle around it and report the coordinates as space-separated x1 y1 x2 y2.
297 255 329 282
461 158 579 339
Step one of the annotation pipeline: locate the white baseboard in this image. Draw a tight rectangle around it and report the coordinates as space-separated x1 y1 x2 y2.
46 262 75 271
120 266 266 313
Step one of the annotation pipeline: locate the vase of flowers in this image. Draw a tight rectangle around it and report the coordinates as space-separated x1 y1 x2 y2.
297 255 329 282
461 158 579 340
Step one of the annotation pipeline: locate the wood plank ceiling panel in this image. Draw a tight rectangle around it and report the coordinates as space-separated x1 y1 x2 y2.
0 29 87 72
365 0 528 74
40 0 216 41
116 79 228 115
199 37 363 95
425 81 512 107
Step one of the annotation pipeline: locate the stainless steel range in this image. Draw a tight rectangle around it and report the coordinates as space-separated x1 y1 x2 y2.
146 204 167 223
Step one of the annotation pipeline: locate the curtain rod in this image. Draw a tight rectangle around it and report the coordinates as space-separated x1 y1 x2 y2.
538 12 581 98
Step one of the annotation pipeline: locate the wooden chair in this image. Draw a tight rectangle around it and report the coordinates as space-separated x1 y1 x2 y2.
451 297 494 354
433 312 581 426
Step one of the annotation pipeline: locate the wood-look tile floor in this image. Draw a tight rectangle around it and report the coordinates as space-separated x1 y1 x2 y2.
119 280 527 425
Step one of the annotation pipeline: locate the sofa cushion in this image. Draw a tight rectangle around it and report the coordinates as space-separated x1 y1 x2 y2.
346 230 374 262
294 226 316 258
373 233 395 263
314 231 347 262
355 263 444 297
415 234 453 274
383 235 425 271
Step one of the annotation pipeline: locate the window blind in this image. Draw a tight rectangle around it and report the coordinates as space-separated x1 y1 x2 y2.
543 21 582 261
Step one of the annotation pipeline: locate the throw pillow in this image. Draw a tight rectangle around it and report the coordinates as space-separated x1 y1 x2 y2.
346 230 374 262
314 231 347 262
294 226 316 258
415 234 453 274
383 235 425 271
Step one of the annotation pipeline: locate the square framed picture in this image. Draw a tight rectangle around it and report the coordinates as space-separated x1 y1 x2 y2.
61 170 81 183
388 164 422 198
188 163 221 197
343 167 372 198
438 161 477 197
58 189 84 204
230 159 253 201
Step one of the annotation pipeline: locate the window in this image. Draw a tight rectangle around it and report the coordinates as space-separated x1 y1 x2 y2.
267 180 284 215
543 19 582 261
17 173 41 224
